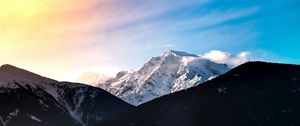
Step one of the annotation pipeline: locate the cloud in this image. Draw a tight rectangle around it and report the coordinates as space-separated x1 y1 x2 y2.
201 50 250 68
86 3 258 70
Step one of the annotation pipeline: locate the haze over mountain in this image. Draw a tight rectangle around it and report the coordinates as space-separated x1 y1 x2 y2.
76 72 111 86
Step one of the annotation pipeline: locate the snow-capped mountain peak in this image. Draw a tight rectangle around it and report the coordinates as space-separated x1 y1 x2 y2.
99 50 230 106
161 49 198 57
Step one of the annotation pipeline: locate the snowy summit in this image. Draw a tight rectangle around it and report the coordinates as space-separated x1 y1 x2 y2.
99 50 230 106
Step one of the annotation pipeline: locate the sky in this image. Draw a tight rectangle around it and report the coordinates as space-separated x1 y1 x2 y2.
0 0 299 82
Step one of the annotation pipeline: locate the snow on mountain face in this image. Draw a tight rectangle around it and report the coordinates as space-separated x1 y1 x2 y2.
99 50 230 106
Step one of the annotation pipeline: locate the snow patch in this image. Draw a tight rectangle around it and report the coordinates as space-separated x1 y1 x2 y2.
39 100 49 109
217 87 227 94
0 109 20 126
0 116 7 126
63 88 87 126
26 114 42 122
208 75 217 81
8 109 19 117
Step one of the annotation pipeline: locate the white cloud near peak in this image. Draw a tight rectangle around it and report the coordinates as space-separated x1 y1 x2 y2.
201 50 250 68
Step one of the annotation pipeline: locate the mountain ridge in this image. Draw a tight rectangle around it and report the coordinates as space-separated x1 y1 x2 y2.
0 64 133 126
0 64 57 83
100 61 300 126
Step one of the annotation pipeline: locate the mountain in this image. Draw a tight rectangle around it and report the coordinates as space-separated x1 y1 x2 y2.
0 64 133 126
98 50 230 106
100 62 300 126
76 72 111 86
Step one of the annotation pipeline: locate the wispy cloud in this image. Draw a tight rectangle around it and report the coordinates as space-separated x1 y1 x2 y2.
201 50 251 68
75 0 258 78
84 1 259 70
0 0 260 81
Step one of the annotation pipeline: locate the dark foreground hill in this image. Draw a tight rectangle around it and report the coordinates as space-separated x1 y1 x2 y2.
0 64 133 126
100 62 300 126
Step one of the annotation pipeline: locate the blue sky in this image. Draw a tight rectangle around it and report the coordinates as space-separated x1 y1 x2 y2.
103 0 300 68
1 0 299 81
254 0 300 63
185 0 300 63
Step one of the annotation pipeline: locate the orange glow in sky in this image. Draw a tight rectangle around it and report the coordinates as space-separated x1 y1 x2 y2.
0 0 119 81
1 0 284 83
